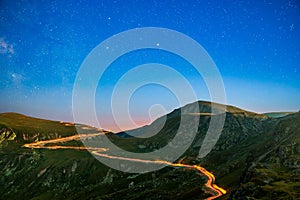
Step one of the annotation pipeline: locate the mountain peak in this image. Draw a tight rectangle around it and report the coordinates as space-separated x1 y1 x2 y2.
177 100 268 119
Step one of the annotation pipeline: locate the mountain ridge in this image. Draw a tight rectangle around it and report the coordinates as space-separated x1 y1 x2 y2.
0 101 299 199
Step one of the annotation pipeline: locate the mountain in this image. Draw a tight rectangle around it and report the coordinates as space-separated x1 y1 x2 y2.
0 101 299 199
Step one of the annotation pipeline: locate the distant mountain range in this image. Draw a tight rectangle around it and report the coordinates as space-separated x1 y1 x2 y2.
1 101 299 199
263 112 296 118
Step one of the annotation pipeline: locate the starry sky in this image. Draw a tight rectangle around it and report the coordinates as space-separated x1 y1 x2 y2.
0 0 300 131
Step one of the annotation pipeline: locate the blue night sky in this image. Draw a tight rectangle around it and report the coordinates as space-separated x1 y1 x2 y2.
0 0 300 131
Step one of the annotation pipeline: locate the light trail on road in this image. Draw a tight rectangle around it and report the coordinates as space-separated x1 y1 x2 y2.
23 131 226 199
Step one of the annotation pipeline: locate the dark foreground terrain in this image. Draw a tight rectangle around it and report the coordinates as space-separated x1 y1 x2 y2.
1 101 299 199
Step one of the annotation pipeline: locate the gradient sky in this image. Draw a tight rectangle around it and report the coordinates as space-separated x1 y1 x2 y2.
0 0 300 131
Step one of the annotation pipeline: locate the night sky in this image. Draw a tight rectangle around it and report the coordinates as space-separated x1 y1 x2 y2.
0 0 300 131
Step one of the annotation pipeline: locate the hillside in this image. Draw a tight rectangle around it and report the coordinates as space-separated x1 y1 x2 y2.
230 113 300 199
0 101 299 199
0 112 76 143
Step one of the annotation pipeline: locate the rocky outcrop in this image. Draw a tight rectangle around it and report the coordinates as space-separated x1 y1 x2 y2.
0 127 16 143
230 113 300 199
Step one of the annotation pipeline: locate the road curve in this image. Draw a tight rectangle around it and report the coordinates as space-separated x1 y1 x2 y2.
23 133 226 199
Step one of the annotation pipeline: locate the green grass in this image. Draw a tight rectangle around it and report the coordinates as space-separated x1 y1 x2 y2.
0 112 77 141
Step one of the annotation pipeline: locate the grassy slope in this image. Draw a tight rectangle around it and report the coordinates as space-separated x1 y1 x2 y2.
0 112 77 143
0 112 209 199
0 102 299 199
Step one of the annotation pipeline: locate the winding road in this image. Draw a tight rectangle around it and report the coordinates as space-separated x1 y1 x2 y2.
23 128 226 200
